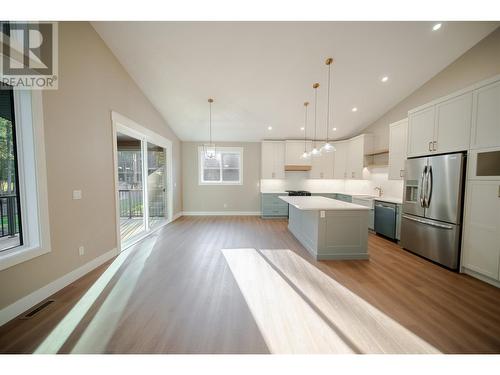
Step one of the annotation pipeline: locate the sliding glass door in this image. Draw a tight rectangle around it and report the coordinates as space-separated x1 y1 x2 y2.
115 124 170 250
147 142 167 230
117 132 146 246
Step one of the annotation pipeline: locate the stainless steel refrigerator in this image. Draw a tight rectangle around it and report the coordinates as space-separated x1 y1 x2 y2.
401 152 466 270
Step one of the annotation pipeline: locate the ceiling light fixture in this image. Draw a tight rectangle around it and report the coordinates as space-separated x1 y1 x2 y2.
321 58 335 153
432 23 442 31
332 127 337 131
381 76 389 83
311 83 321 157
300 127 305 131
203 98 216 159
300 102 310 160
352 107 358 112
267 126 272 130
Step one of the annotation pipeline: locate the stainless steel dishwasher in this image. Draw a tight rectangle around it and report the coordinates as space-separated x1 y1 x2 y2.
374 201 397 240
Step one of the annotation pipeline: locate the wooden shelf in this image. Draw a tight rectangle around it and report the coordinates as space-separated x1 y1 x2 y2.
365 149 389 157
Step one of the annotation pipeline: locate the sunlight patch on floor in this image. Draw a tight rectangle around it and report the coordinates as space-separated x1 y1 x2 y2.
70 235 156 353
223 248 440 354
35 235 158 354
222 249 355 354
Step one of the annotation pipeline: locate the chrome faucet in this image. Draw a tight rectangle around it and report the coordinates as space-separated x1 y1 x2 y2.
374 186 383 197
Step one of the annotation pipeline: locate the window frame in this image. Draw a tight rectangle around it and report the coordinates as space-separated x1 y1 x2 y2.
0 89 51 271
198 146 244 186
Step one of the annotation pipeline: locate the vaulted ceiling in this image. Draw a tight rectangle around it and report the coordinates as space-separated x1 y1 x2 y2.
93 21 498 142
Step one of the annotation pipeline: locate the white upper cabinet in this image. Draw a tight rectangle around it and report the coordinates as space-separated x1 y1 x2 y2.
407 106 436 157
471 80 500 149
333 141 349 179
285 140 312 166
261 141 285 179
462 180 500 281
310 149 334 179
407 92 472 157
388 119 408 180
347 134 372 179
434 93 472 154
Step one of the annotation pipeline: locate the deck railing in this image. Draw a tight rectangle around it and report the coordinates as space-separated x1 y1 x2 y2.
0 194 19 238
119 189 165 219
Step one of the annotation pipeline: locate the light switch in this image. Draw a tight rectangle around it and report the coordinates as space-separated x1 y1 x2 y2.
72 190 82 200
320 210 325 218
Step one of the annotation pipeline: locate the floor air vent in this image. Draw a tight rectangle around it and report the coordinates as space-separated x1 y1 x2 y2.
21 300 55 319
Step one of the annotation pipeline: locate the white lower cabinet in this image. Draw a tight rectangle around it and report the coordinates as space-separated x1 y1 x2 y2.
462 180 500 281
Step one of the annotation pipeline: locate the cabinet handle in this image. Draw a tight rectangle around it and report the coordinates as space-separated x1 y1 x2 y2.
498 185 500 198
320 172 324 179
433 141 437 151
428 141 432 152
400 169 404 177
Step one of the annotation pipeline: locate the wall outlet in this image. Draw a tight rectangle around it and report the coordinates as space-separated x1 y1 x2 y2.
72 190 82 200
223 203 228 208
320 210 325 218
78 246 85 256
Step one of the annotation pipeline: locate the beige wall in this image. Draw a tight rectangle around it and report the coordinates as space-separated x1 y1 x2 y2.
0 22 182 309
364 27 500 151
182 142 261 213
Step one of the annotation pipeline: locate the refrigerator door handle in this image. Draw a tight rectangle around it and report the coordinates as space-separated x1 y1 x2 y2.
402 214 454 229
419 166 427 207
424 165 433 208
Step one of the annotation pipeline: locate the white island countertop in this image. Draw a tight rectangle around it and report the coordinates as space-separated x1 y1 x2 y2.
279 196 370 211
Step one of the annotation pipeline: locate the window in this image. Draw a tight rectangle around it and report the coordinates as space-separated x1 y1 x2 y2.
199 147 243 185
0 88 51 270
0 84 23 252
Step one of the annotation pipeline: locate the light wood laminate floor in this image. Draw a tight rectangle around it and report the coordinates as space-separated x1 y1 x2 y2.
1 216 499 353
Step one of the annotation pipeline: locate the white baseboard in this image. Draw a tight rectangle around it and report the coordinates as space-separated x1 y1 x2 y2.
171 211 183 221
0 247 118 327
182 211 261 216
462 267 500 288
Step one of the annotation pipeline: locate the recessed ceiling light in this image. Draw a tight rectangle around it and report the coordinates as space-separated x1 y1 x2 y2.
433 23 442 31
351 107 358 112
267 126 272 130
332 127 337 131
381 76 389 83
300 127 305 131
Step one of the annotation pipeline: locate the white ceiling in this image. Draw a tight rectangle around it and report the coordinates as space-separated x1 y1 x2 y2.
93 21 498 142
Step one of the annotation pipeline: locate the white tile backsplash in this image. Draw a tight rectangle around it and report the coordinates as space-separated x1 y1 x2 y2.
260 166 403 199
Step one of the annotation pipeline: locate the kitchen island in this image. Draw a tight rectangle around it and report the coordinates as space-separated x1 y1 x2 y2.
279 196 370 260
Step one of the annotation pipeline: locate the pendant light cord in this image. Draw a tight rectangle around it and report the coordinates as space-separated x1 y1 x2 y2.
209 101 212 145
303 103 308 152
326 62 331 144
313 86 318 147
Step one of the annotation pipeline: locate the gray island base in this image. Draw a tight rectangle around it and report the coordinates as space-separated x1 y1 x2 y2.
279 196 369 260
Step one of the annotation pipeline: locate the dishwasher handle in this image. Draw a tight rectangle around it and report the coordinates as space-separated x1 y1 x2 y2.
375 202 396 210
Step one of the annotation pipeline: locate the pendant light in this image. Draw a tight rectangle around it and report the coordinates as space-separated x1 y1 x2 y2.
300 101 310 159
321 57 335 153
203 98 216 159
310 83 321 157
